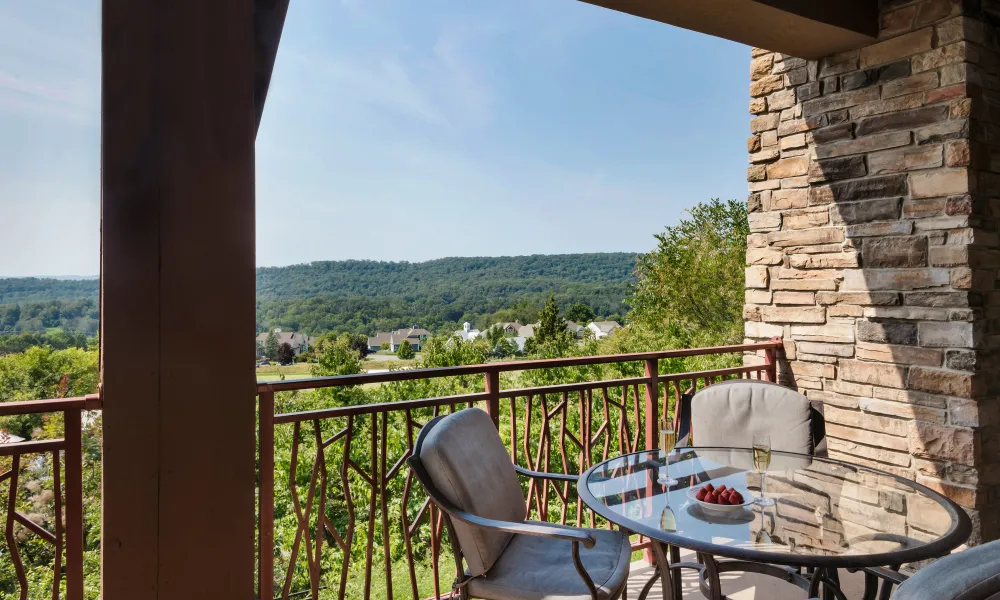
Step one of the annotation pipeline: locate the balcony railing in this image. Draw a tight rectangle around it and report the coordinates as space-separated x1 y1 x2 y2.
256 341 780 600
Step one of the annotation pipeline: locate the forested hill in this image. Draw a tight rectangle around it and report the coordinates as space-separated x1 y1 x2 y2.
2 253 638 336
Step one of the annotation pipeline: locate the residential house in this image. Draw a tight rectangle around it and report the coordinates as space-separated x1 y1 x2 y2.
566 321 585 338
368 326 430 352
587 321 622 340
256 328 316 358
454 322 481 341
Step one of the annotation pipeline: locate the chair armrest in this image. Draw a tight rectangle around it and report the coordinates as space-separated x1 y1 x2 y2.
447 506 596 549
513 464 578 483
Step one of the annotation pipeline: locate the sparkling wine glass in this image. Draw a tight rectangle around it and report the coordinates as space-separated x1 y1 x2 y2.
752 433 775 507
657 419 678 487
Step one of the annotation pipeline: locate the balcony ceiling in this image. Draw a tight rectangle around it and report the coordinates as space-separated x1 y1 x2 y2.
578 0 879 59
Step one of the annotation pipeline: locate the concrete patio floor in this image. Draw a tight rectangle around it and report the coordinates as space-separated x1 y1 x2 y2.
627 549 868 599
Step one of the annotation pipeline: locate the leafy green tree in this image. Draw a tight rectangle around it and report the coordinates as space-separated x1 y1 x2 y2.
396 340 415 360
348 333 371 358
628 198 749 349
276 342 295 365
312 333 363 377
493 337 517 359
264 331 279 361
533 295 573 354
564 302 595 324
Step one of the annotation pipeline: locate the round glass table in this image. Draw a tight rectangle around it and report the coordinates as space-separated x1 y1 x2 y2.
578 447 971 600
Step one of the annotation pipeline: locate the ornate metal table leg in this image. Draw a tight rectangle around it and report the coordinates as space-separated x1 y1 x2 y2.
807 567 825 599
699 553 723 600
650 541 675 600
669 545 682 600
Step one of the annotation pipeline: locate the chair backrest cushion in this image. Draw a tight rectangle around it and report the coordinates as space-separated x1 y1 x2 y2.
894 539 1000 600
690 380 813 454
416 408 526 576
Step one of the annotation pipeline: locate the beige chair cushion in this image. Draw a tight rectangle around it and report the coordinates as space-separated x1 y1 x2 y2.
691 380 813 454
418 408 526 576
466 524 630 600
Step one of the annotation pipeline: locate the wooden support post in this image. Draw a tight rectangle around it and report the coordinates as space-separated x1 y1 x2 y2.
484 368 501 429
258 391 275 600
64 409 83 600
764 337 780 383
643 358 659 564
101 0 256 597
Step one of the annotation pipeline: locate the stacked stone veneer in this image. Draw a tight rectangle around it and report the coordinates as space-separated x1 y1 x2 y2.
743 0 1000 542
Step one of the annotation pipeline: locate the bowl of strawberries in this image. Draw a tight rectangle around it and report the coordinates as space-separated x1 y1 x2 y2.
686 483 752 515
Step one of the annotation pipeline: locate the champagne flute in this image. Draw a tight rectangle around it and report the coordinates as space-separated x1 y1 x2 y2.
752 433 775 507
658 419 678 487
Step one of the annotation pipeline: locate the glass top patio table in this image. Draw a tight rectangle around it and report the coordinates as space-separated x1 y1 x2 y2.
578 447 971 569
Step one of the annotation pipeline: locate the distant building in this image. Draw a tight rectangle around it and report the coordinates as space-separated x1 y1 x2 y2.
367 326 430 352
454 322 481 341
587 321 622 339
256 329 316 358
565 321 585 338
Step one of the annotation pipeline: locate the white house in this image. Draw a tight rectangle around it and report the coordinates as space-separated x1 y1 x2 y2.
587 321 622 339
454 322 481 341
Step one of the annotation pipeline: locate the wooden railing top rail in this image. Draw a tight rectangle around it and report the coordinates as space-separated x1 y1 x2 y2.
0 394 101 416
256 341 781 394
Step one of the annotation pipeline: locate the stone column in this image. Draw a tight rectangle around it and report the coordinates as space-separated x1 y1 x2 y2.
743 0 1000 543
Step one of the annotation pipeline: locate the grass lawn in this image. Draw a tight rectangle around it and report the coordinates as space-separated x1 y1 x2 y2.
255 362 314 381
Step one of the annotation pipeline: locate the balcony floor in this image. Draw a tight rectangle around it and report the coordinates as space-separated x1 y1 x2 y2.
627 549 867 599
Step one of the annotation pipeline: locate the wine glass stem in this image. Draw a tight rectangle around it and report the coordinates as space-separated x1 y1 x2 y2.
761 471 767 500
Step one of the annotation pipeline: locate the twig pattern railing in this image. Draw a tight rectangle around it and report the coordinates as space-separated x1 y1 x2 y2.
0 394 98 600
257 342 780 600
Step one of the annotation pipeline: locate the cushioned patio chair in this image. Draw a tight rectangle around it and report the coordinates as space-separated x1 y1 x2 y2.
689 379 826 456
887 540 1000 600
408 408 631 600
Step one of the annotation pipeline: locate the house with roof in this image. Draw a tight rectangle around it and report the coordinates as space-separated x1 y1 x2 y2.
587 321 622 340
367 326 430 352
255 329 316 358
454 322 481 341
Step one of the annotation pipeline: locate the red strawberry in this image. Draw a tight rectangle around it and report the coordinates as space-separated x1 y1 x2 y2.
704 492 718 504
716 485 727 494
704 484 715 492
695 488 708 501
729 492 744 505
720 491 731 503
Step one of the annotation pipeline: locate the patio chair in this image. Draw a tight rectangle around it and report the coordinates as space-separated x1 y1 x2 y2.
689 379 826 456
408 407 631 600
889 539 1000 600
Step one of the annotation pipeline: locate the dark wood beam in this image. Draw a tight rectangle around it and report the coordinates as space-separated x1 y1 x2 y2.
255 0 290 134
579 0 878 59
101 0 257 597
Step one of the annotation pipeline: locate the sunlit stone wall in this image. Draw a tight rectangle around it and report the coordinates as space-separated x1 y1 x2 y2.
743 0 1000 543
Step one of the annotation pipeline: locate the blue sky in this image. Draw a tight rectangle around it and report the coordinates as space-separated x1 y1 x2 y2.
2 0 750 277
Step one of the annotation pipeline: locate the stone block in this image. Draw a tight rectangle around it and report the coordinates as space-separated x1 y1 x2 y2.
796 81 821 102
882 71 939 99
820 50 859 77
749 97 767 114
776 267 844 280
856 106 948 137
771 279 839 291
808 156 867 182
749 148 780 163
750 113 781 133
904 292 969 307
915 118 968 145
830 198 902 225
945 195 971 216
750 74 784 97
915 0 960 26
761 130 778 147
810 389 862 409
918 322 977 348
780 133 807 150
745 266 770 289
945 140 970 168
910 169 969 198
859 28 933 68
929 245 968 267
840 359 907 388
861 236 927 268
797 341 853 357
913 215 969 230
802 87 880 116
810 123 855 145
827 422 909 451
766 156 809 179
903 197 946 218
909 422 975 464
786 67 809 86
748 212 781 232
745 321 784 338
786 243 845 255
845 221 914 237
945 349 976 371
746 248 784 265
912 43 967 74
750 54 774 80
816 292 900 305
841 268 949 290
748 165 767 181
926 83 967 104
842 60 911 92
850 92 925 120
790 322 855 343
857 320 917 345
768 89 796 111
772 291 815 305
768 228 844 247
881 6 916 37
863 307 950 321
856 342 942 367
829 305 864 317
783 208 830 230
862 397 947 423
817 131 912 160
789 253 858 268
809 175 907 205
832 380 873 397
829 438 912 467
868 145 943 175
769 189 808 210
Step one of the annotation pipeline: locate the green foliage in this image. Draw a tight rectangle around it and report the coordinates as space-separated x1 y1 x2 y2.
276 342 295 365
395 340 414 360
420 336 491 368
312 334 364 377
564 302 595 325
527 295 574 356
264 331 279 361
0 332 93 355
629 198 748 350
0 299 98 335
0 278 99 305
